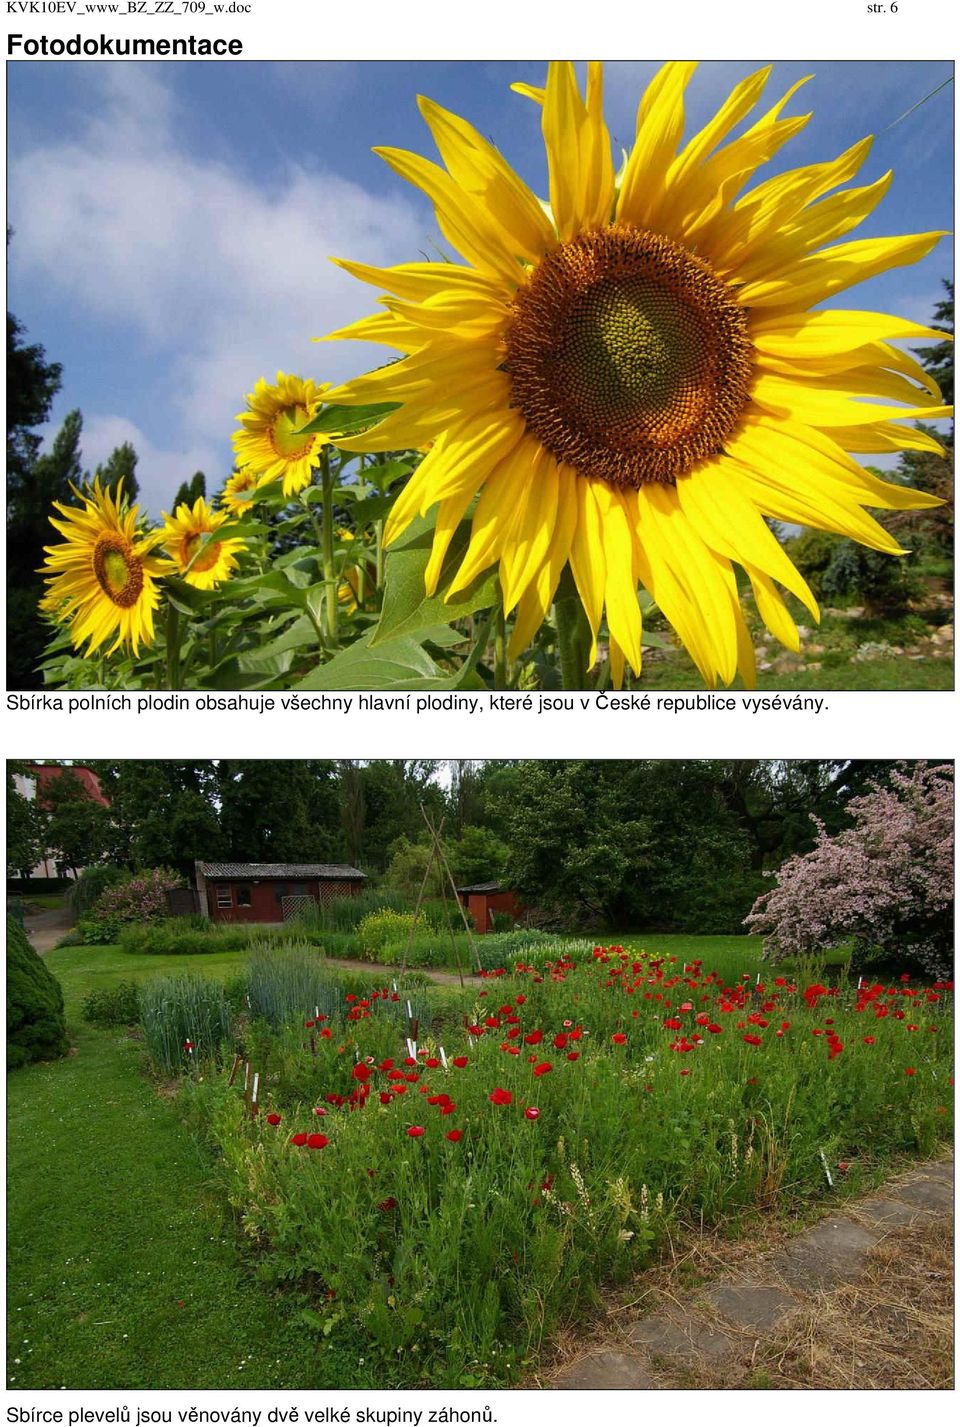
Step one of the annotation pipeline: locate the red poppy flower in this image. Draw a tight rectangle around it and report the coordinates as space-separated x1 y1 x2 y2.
567 1051 580 1061
379 1092 392 1105
452 1056 468 1068
742 1034 762 1047
392 1084 407 1095
304 1019 315 1029
489 1087 513 1105
532 1062 553 1077
611 1033 627 1044
445 1129 463 1142
266 1112 282 1125
905 1067 916 1077
524 1029 543 1045
290 1133 308 1147
378 1197 398 1212
407 1126 426 1137
351 1063 371 1082
524 1107 540 1120
425 1057 440 1068
307 1133 328 1149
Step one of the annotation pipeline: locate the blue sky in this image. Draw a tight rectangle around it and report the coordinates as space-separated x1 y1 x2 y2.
7 59 954 515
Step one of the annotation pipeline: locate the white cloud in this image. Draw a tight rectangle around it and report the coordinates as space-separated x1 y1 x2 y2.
79 413 220 517
8 63 433 513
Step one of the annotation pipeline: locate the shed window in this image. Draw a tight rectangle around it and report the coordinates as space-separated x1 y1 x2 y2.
274 882 287 903
236 885 252 907
215 885 233 909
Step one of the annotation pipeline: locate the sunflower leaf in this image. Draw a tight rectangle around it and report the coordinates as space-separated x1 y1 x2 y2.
162 577 215 616
294 626 481 691
371 513 498 646
296 402 400 437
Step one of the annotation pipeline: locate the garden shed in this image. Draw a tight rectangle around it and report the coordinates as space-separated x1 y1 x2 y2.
456 881 522 934
195 861 365 923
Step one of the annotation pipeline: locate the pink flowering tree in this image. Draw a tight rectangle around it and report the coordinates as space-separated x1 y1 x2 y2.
92 866 184 925
746 763 953 978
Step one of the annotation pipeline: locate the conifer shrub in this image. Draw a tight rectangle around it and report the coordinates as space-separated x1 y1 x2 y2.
6 916 69 1069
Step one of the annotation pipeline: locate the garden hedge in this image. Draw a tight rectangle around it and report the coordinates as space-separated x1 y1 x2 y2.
6 916 69 1069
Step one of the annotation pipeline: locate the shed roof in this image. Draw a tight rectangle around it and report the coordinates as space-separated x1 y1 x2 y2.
196 862 366 880
456 881 505 894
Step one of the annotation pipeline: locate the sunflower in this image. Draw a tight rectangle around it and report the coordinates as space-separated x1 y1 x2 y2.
161 497 247 589
323 62 950 687
219 468 263 515
41 477 170 656
233 371 332 498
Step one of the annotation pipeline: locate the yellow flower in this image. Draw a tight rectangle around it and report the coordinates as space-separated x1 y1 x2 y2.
40 477 170 656
336 528 375 611
161 496 246 589
325 63 950 687
219 468 262 515
232 371 332 498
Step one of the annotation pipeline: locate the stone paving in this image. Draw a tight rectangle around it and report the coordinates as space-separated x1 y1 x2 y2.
549 1158 953 1390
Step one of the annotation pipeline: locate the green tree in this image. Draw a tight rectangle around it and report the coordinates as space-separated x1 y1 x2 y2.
95 440 139 504
6 310 61 486
41 767 110 878
383 835 444 898
5 764 42 878
217 760 341 863
6 342 80 682
172 471 206 509
448 825 509 885
7 917 69 1069
93 762 224 874
354 761 446 870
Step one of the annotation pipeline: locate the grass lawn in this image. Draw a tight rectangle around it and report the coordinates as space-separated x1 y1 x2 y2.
20 892 68 911
6 943 374 1390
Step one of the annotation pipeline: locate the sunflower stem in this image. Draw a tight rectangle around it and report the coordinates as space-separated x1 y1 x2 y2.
320 450 339 647
554 594 583 691
494 596 508 690
166 604 182 691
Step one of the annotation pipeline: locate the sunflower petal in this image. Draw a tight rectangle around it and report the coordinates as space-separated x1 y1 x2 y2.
417 95 556 262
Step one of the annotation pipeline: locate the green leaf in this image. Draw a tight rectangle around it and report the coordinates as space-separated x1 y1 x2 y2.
162 577 215 617
235 614 319 668
296 402 399 437
372 513 498 646
294 626 481 691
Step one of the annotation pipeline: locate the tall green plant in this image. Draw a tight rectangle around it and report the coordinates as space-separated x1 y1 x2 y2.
138 975 232 1076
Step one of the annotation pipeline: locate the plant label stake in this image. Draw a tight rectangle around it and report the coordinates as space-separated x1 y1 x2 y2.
228 1053 242 1087
439 1046 448 1071
819 1148 834 1188
250 1072 260 1118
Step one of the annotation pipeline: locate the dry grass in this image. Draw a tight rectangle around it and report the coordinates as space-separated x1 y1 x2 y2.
534 1164 954 1390
654 1216 954 1390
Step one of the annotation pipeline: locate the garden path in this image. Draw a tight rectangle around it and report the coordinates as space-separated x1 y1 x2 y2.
547 1158 953 1390
320 954 476 987
23 903 74 954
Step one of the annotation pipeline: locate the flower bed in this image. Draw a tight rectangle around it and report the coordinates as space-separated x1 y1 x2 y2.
188 947 953 1385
